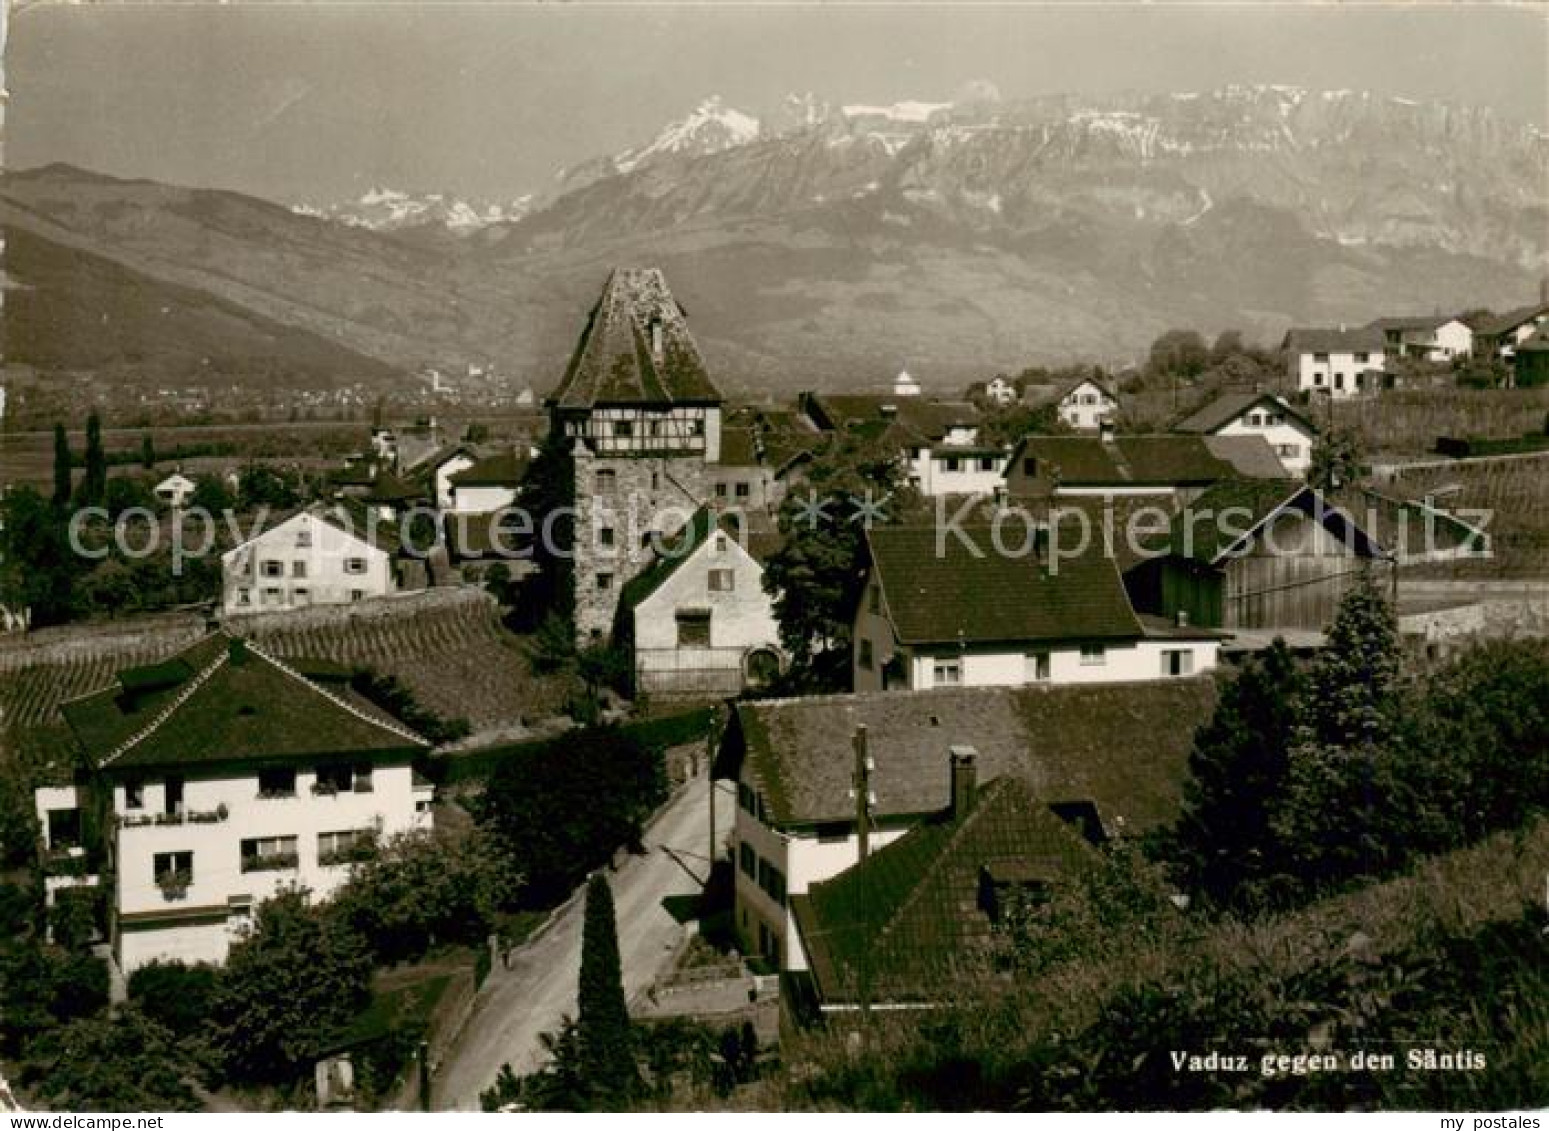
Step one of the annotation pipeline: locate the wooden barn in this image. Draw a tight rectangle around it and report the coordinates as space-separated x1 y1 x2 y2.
1124 481 1390 632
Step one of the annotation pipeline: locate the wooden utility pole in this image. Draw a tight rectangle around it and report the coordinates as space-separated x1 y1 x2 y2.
707 706 721 868
851 725 874 1033
852 725 871 863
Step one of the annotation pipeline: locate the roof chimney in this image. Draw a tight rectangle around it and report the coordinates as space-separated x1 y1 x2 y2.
949 745 978 820
1175 608 1190 628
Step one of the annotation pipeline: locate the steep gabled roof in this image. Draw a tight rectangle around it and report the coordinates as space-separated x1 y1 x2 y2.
793 775 1099 1005
1476 303 1549 338
1174 392 1316 437
547 268 722 409
62 633 429 772
866 525 1143 646
1160 480 1384 565
617 506 760 613
720 679 1217 832
803 393 981 442
1282 326 1386 353
1366 315 1459 334
448 448 529 488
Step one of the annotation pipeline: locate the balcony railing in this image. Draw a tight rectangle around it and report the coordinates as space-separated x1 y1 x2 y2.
119 804 228 829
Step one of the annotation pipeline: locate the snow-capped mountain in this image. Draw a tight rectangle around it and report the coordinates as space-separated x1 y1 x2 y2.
293 186 533 235
553 96 763 194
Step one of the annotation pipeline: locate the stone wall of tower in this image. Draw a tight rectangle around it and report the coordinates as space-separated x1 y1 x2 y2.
571 442 712 644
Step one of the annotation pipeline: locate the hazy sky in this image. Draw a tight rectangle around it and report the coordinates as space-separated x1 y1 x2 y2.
7 3 1547 205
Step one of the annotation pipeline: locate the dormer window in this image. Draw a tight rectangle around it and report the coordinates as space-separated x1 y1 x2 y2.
649 317 664 362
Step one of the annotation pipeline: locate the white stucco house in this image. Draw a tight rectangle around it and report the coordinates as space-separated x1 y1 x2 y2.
42 633 431 972
851 524 1220 693
618 507 783 696
1282 326 1387 398
1367 315 1473 362
153 473 197 509
1174 391 1319 478
1049 377 1119 431
221 506 396 618
714 678 1218 970
1474 303 1549 363
983 375 1017 406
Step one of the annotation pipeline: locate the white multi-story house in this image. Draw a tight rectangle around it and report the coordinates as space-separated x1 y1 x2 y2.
713 678 1218 969
1048 377 1118 431
851 524 1220 693
43 633 431 972
1367 315 1473 362
617 508 784 696
1174 391 1319 478
221 507 396 618
1282 326 1387 398
420 446 477 511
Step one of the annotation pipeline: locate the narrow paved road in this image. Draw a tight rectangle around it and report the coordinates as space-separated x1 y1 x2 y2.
431 771 731 1110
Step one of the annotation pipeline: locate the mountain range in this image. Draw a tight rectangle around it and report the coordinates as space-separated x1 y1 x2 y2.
3 85 1545 396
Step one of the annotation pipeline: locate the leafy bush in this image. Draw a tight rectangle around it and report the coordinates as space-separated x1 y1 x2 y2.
127 960 222 1042
18 1009 201 1112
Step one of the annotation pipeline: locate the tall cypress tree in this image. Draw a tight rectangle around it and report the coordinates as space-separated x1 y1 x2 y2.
140 433 156 471
52 423 72 508
80 412 107 506
1164 638 1301 912
575 873 637 1106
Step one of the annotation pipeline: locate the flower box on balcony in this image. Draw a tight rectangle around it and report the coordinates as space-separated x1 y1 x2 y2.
186 804 229 824
311 782 339 797
157 870 192 900
319 843 377 867
241 852 299 873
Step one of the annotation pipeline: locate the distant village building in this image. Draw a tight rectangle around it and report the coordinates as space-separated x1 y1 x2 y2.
891 367 922 397
714 679 1217 970
547 268 724 644
41 633 431 972
852 525 1220 693
221 507 397 617
1366 315 1473 362
616 508 784 696
1025 376 1118 431
421 444 477 511
1473 303 1549 363
1282 326 1387 398
153 472 197 509
983 375 1017 406
799 392 998 497
1174 391 1319 478
445 448 528 514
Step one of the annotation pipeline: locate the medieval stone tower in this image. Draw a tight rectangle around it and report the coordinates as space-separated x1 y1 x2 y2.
546 268 724 644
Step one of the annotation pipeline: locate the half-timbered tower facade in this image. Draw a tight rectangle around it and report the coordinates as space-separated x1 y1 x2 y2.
547 268 725 642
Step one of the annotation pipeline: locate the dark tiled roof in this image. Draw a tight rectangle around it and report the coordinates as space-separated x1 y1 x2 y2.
1282 326 1387 353
1007 435 1248 488
866 524 1142 646
1477 303 1549 338
721 678 1217 832
1174 392 1316 436
448 449 528 488
1327 487 1489 557
793 775 1099 1004
61 634 428 772
547 268 722 409
804 394 981 442
362 469 423 503
1366 315 1454 333
1203 435 1294 480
